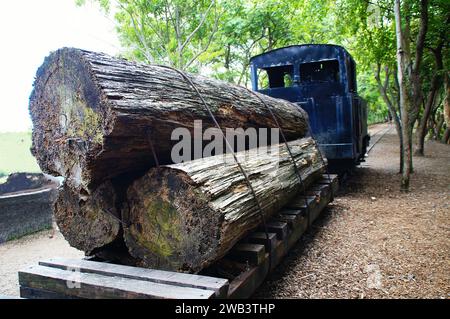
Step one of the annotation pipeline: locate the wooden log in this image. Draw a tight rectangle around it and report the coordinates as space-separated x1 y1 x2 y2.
29 47 310 195
53 181 120 254
123 137 325 272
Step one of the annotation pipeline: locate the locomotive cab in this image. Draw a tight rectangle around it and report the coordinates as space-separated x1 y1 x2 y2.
250 44 369 170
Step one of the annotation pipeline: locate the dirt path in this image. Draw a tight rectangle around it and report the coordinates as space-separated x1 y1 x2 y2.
254 123 449 298
0 229 84 297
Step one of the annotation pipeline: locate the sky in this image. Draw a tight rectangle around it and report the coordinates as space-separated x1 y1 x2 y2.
0 0 121 132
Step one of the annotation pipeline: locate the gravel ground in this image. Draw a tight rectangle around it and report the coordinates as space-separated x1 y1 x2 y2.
0 229 84 297
254 123 449 298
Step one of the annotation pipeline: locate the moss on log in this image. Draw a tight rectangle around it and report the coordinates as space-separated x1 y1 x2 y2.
123 137 325 272
29 48 310 195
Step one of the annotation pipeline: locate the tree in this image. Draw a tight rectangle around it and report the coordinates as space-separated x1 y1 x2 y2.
208 0 296 85
394 0 430 191
415 1 449 154
77 0 447 191
78 0 220 71
337 0 448 190
336 0 404 172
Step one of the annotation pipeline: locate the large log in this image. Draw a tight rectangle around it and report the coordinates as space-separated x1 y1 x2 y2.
53 181 120 255
29 47 310 196
123 137 325 273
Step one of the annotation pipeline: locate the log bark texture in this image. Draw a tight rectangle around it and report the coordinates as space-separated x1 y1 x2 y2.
123 137 325 272
29 47 310 195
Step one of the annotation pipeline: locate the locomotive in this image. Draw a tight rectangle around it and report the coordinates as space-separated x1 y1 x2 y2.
250 44 370 171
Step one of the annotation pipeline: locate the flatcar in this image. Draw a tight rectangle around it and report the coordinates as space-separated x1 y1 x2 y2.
250 44 369 171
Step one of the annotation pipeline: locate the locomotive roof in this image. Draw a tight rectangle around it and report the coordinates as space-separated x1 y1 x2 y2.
250 44 355 68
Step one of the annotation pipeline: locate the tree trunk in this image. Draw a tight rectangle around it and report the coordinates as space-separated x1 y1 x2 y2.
443 127 450 144
122 137 325 272
29 48 309 195
415 45 443 156
374 64 403 173
395 0 412 191
443 71 450 143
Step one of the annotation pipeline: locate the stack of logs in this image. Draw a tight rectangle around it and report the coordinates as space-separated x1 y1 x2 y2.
29 48 326 273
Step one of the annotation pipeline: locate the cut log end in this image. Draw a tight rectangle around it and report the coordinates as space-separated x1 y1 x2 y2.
123 169 222 272
54 181 120 254
30 48 106 193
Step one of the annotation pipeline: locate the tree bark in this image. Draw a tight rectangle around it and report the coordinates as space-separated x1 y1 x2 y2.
29 48 309 195
395 0 412 191
443 71 450 143
374 64 404 173
415 76 440 155
122 137 325 272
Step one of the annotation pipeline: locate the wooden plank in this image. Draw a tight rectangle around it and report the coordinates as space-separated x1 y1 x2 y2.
307 184 332 225
39 258 228 298
247 232 277 252
259 221 288 240
279 209 304 216
317 174 339 194
229 244 265 266
276 213 301 229
20 286 78 299
287 196 317 211
308 183 330 194
286 214 309 250
19 265 215 299
227 255 270 299
319 173 338 182
227 178 338 298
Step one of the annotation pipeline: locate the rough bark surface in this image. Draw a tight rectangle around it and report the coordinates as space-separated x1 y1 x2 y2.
123 137 325 272
29 47 310 195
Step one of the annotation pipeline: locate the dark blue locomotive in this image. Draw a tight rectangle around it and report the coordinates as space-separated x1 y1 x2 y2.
250 44 370 170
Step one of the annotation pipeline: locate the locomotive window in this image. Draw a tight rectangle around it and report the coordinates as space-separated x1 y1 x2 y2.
257 65 294 89
299 60 339 83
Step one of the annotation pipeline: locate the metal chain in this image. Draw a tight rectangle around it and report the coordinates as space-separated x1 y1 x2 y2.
244 88 314 222
155 64 273 271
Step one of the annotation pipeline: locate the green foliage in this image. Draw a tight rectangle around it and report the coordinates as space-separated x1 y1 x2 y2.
77 0 448 134
0 132 41 181
84 0 220 70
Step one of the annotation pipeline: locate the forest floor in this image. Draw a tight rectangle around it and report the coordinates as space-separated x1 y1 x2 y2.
254 123 449 298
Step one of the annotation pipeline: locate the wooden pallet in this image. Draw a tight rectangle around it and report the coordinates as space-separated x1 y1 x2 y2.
18 174 337 299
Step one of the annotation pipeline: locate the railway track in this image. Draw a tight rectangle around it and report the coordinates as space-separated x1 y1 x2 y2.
337 124 393 185
367 124 393 154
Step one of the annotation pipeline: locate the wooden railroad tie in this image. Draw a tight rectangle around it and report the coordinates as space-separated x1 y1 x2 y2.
19 174 338 299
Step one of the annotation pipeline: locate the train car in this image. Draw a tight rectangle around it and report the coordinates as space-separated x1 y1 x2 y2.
250 44 369 171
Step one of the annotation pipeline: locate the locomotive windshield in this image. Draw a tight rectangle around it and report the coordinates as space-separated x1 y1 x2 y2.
299 59 339 83
257 64 294 89
255 59 340 90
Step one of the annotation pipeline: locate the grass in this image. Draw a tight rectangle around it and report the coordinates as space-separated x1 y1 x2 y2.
367 112 387 125
0 132 41 183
